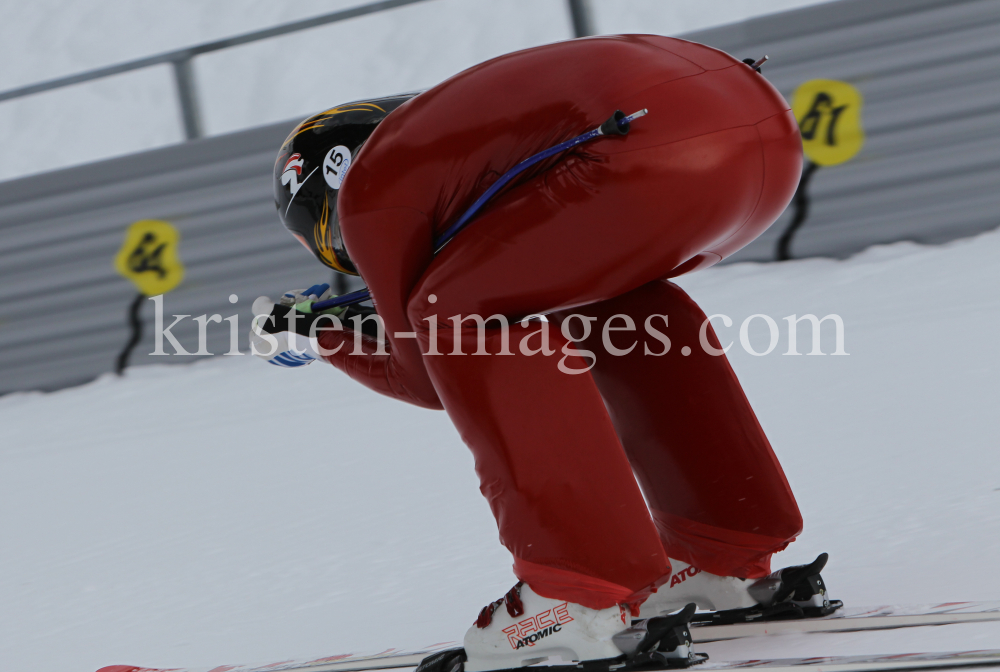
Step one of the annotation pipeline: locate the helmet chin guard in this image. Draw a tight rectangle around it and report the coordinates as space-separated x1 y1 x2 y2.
274 93 418 275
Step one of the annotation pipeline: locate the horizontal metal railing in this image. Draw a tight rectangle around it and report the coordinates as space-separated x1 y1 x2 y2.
0 0 593 141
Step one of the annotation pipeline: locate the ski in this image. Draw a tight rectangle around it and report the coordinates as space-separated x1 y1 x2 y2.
698 650 1000 672
97 649 1000 672
691 601 1000 642
96 602 1000 672
95 647 444 672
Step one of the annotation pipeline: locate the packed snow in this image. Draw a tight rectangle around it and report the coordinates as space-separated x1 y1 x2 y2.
3 224 1000 672
0 0 836 183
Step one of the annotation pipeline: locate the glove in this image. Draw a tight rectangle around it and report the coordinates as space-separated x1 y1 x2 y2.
251 294 325 368
250 284 380 368
251 283 354 368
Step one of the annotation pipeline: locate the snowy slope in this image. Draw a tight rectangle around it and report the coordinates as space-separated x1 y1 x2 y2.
0 0 835 182
3 225 1000 672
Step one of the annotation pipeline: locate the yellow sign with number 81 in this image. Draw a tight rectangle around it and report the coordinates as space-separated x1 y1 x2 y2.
792 79 865 166
114 219 185 295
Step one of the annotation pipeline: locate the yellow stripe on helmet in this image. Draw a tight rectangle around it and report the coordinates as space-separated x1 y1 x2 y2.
281 102 388 147
313 198 357 275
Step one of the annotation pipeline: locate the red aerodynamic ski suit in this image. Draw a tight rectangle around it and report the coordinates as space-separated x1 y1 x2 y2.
316 35 804 611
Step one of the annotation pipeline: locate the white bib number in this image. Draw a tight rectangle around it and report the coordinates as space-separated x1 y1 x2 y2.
323 145 352 190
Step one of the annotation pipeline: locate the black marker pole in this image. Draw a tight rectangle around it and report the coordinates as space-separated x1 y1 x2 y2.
115 293 145 375
776 160 819 261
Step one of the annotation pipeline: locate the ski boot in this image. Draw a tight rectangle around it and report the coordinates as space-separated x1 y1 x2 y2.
640 554 842 625
698 553 842 625
415 583 707 672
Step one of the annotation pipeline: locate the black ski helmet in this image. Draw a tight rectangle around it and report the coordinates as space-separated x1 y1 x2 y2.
274 93 417 275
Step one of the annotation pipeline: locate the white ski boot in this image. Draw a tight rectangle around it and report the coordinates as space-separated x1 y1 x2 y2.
640 553 841 625
464 582 628 671
638 558 758 618
416 583 707 672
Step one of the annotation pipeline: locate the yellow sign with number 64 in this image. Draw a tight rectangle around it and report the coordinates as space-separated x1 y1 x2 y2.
792 79 865 166
114 219 185 295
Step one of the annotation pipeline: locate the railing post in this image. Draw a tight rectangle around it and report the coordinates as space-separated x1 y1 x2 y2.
172 56 203 141
567 0 594 38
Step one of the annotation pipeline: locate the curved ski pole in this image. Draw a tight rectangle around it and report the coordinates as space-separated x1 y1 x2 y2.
310 108 648 312
432 108 648 250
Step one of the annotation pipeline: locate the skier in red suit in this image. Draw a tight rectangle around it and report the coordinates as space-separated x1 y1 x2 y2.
261 34 837 671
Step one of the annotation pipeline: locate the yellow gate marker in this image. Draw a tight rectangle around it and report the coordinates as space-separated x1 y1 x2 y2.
778 80 866 261
114 219 184 296
113 219 184 374
791 79 865 166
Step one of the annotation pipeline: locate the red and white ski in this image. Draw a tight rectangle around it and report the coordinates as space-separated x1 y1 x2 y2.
96 649 1000 672
95 601 1000 672
691 601 1000 642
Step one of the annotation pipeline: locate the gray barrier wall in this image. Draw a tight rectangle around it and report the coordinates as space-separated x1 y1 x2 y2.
0 121 365 395
687 0 1000 262
1 0 998 395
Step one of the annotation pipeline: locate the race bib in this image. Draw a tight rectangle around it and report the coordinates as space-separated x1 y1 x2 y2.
323 145 352 190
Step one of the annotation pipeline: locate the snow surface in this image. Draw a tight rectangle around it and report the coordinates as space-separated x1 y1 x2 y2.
0 0 835 183
3 225 1000 672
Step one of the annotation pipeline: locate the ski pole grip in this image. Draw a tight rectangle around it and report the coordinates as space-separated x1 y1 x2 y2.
600 110 629 136
260 302 325 337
